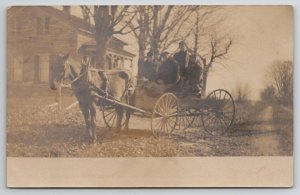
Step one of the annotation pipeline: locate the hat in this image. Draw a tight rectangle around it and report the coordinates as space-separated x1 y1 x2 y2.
179 41 185 45
147 51 153 57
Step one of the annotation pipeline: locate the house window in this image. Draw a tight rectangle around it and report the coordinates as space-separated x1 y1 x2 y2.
37 16 50 34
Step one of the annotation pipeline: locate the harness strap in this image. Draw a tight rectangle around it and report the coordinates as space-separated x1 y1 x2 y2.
69 70 88 84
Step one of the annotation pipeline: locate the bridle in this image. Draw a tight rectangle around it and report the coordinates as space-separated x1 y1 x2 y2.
60 60 88 86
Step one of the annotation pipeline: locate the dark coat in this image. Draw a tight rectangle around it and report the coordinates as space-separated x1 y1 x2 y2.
185 62 201 85
158 58 180 85
141 60 157 81
173 50 189 76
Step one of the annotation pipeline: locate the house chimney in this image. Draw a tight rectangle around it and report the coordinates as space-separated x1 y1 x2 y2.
63 6 71 15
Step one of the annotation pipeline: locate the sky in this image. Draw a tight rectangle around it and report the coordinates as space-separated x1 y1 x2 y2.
205 6 293 99
66 5 293 100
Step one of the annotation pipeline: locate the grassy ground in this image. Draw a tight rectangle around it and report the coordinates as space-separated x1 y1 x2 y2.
7 85 293 157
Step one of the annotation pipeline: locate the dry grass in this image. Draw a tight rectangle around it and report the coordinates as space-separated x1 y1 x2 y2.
7 85 293 157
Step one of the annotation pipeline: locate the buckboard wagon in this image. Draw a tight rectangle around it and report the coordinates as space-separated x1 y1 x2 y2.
101 80 235 137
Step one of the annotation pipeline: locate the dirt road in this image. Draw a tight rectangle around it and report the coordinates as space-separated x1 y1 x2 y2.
249 106 281 155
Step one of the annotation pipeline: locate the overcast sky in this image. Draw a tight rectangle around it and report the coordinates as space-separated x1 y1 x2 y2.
205 6 293 99
66 5 293 100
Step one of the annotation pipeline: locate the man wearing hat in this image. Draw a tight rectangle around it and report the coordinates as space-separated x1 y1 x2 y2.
141 51 158 82
173 41 189 80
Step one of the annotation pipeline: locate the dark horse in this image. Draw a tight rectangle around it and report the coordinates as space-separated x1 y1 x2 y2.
50 53 135 142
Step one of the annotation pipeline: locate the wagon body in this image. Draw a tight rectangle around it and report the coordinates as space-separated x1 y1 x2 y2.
102 80 236 137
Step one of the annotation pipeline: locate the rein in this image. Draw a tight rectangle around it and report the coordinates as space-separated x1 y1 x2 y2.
69 70 88 84
63 61 88 85
61 62 132 104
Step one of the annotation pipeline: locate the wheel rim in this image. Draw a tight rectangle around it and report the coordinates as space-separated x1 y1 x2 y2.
151 93 178 137
201 89 235 135
102 106 126 128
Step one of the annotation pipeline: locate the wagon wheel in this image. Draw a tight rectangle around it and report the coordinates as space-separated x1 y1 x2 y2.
201 89 235 136
151 93 179 137
187 108 202 128
102 106 126 128
176 108 195 131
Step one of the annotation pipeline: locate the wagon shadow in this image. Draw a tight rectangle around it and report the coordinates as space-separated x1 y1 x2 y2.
170 122 279 144
226 128 279 137
226 121 279 137
171 128 215 143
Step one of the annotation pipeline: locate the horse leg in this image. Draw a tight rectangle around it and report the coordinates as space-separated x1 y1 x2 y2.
124 109 131 131
79 102 91 139
124 94 134 131
90 102 98 142
115 106 123 132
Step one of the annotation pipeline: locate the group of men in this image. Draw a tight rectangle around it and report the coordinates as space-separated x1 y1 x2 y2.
141 41 202 95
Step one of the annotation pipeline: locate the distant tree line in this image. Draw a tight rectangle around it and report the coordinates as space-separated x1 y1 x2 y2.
260 60 293 107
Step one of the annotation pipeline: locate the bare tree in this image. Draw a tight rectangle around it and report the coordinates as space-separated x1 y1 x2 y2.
152 6 196 56
234 83 252 104
184 6 233 96
269 60 293 107
129 6 196 78
199 35 232 96
129 6 151 78
260 85 276 103
128 6 196 79
80 6 137 68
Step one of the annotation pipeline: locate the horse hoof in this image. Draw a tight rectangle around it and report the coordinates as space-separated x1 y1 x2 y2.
87 129 93 138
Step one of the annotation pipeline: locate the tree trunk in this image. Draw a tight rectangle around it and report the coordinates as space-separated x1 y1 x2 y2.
151 6 160 61
95 35 110 69
137 7 146 78
194 11 200 54
137 46 145 79
202 71 208 97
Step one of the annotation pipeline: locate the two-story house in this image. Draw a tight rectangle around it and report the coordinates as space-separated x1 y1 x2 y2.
7 6 136 85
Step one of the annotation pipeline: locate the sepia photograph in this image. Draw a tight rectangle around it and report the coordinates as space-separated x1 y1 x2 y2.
6 5 293 187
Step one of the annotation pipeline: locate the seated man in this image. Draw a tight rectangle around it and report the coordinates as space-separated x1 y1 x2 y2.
158 52 180 85
141 51 158 82
143 52 180 96
184 54 202 95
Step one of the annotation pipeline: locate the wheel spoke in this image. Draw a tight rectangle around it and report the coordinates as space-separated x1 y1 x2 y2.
154 110 163 117
162 96 168 113
166 119 174 133
104 109 115 117
157 103 164 114
220 117 229 129
106 112 116 124
165 95 171 111
203 112 215 124
153 116 164 120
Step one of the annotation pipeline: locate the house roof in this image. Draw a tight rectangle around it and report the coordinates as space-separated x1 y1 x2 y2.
79 41 136 58
7 6 129 46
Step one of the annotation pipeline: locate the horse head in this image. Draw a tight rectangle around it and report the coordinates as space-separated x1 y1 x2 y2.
50 53 83 90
